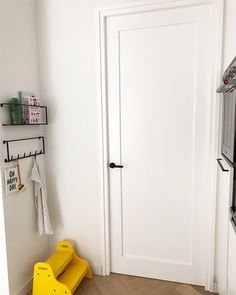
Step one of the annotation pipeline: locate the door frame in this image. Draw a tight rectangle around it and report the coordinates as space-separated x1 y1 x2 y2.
96 0 224 291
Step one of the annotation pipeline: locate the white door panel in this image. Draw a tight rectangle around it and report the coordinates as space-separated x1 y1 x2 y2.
120 23 196 264
107 3 214 285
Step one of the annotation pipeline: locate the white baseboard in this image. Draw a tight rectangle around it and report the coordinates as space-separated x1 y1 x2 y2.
15 277 32 295
91 264 103 275
213 282 218 293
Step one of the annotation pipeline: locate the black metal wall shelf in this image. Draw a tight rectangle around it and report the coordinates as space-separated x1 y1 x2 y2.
0 103 48 126
3 136 45 163
2 123 48 126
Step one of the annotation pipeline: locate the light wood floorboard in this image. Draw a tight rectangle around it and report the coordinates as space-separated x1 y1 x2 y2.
73 274 217 295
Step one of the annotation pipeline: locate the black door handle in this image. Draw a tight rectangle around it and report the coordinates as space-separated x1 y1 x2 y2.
230 217 236 234
217 158 229 172
109 162 124 169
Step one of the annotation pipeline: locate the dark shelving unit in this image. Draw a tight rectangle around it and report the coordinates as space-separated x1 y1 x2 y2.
0 103 48 126
2 123 48 126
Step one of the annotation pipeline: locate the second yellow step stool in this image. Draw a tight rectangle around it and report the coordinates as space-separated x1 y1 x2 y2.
33 241 92 295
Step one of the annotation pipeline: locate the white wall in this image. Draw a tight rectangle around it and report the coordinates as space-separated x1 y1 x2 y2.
0 176 9 294
36 0 147 273
0 1 49 294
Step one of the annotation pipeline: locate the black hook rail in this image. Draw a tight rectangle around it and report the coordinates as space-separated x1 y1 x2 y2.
3 136 45 163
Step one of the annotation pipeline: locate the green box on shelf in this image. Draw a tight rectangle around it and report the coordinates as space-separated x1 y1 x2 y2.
9 98 22 124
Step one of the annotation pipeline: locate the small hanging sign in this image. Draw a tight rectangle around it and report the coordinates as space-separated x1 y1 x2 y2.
4 166 19 195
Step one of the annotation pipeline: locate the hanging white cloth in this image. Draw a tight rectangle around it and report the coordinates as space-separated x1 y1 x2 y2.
31 157 53 235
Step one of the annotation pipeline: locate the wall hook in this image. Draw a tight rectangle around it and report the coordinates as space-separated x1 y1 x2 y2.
3 136 45 162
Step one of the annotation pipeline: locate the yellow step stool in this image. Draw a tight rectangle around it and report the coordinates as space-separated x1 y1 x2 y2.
33 241 92 295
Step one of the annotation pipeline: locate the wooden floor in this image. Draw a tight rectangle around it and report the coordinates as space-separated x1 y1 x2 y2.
28 274 217 294
73 274 217 295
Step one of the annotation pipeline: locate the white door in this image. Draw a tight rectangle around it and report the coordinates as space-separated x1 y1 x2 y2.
106 3 214 286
